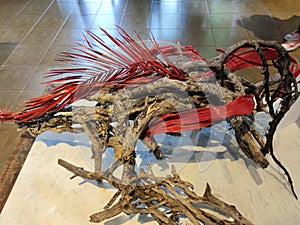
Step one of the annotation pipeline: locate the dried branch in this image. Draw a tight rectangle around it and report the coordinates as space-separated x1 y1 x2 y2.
4 35 298 224
58 159 253 224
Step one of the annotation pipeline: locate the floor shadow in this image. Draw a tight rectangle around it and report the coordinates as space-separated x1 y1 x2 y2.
238 15 300 42
35 131 91 148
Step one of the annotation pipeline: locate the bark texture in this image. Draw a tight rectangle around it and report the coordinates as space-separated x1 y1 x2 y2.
15 39 299 223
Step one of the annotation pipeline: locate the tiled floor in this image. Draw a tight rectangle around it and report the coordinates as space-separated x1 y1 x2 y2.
0 0 299 172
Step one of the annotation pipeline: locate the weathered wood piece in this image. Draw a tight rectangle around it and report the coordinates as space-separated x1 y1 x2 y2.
10 38 299 223
59 159 253 225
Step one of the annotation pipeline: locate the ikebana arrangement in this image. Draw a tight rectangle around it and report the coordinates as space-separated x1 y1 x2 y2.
1 26 299 224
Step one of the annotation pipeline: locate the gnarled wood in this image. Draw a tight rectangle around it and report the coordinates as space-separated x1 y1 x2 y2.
2 32 298 223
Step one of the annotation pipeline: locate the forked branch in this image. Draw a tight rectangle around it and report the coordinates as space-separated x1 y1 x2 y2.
58 159 253 225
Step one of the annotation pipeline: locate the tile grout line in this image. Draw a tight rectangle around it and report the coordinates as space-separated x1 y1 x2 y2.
231 0 250 41
87 0 104 30
14 0 33 18
118 0 129 31
0 0 57 71
1 0 59 110
204 0 218 50
35 2 78 67
17 1 79 101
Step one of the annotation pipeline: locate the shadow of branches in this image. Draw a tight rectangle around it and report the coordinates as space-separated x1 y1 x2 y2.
238 14 300 42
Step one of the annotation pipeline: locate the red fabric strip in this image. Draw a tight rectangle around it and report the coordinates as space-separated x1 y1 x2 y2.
145 95 255 136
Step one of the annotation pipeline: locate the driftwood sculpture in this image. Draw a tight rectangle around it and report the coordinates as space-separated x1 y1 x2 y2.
1 26 299 224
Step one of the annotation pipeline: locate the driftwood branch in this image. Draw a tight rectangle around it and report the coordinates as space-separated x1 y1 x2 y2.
58 159 253 225
13 39 299 223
